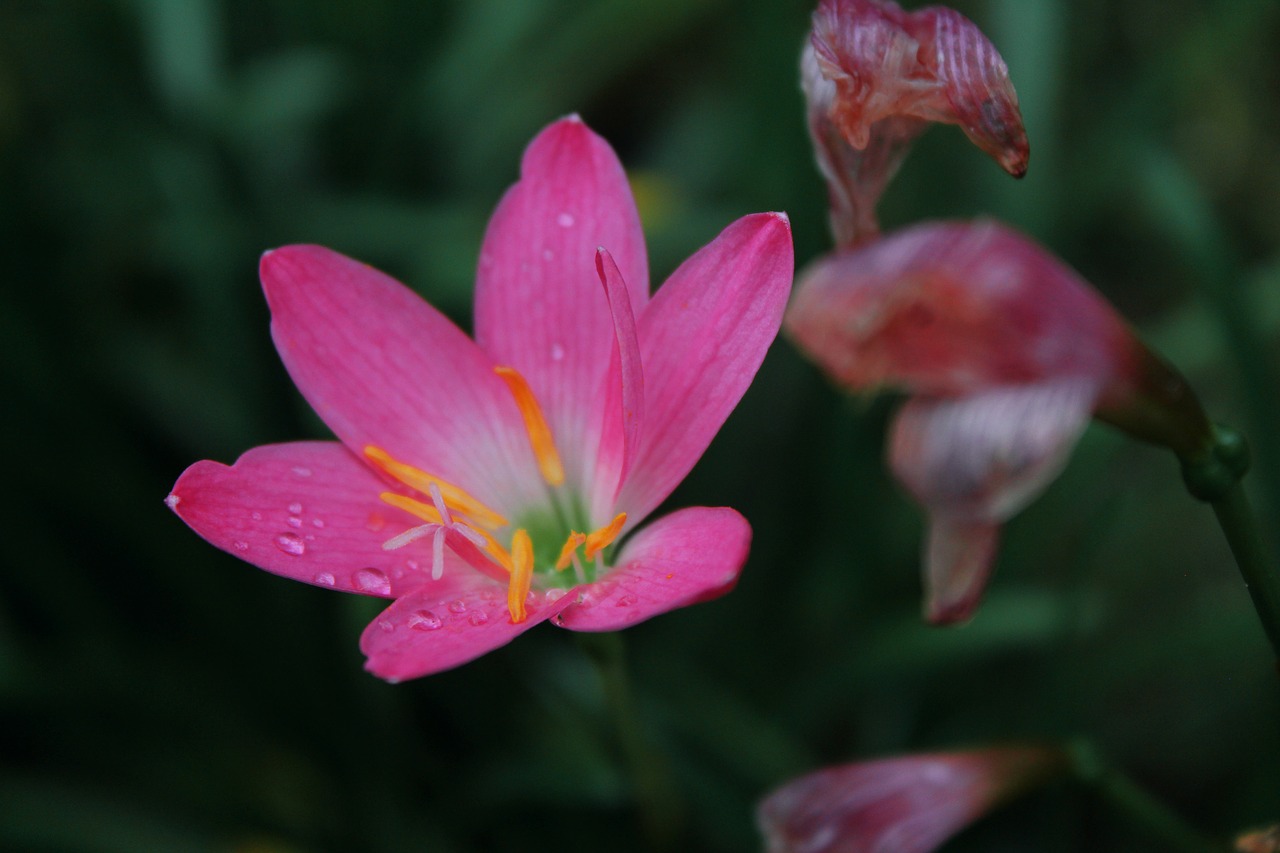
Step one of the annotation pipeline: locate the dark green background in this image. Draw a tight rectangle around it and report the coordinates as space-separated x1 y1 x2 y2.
3 0 1278 850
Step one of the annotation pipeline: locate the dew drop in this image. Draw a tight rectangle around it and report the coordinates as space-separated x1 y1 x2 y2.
250 511 263 521
447 599 467 614
366 513 386 532
275 532 306 556
354 568 391 595
287 502 303 514
312 518 325 529
291 466 313 477
406 559 420 572
233 540 249 552
287 516 302 528
468 610 490 626
556 212 575 228
164 494 180 509
544 588 567 604
615 594 636 607
378 619 395 633
314 572 336 587
550 343 565 361
409 610 442 631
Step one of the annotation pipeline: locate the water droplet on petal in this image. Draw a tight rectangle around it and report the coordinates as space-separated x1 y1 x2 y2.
409 610 442 631
165 494 180 509
287 516 302 528
406 559 420 572
288 502 303 514
556 212 575 228
354 568 391 595
312 518 325 529
314 572 336 586
233 540 249 552
366 513 386 532
447 600 467 614
275 533 306 556
291 466 312 477
615 594 636 607
468 611 489 626
544 588 567 604
550 343 565 361
378 619 395 633
250 511 262 521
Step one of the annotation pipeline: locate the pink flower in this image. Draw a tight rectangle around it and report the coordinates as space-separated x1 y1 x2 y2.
786 219 1178 623
803 0 1028 248
167 117 794 681
757 746 1066 853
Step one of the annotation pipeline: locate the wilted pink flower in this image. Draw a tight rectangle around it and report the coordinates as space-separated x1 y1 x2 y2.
786 219 1203 623
758 746 1067 853
803 0 1028 247
168 117 794 681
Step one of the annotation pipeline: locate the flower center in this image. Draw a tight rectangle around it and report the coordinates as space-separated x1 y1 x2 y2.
364 366 626 623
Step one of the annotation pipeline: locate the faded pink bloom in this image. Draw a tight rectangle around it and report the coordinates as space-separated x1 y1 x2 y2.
758 746 1067 853
803 0 1028 247
786 219 1200 623
168 117 794 681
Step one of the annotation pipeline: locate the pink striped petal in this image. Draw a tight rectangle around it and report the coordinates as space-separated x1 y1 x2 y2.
589 247 645 521
167 441 477 598
616 213 794 523
555 506 750 632
922 516 1001 625
360 584 574 681
261 245 543 513
474 117 649 492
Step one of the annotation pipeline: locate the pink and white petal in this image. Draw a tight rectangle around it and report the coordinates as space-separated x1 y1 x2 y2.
261 245 543 514
473 117 649 491
922 515 1001 625
616 213 793 523
589 248 645 521
555 506 750 632
888 378 1100 522
360 584 574 682
167 441 474 598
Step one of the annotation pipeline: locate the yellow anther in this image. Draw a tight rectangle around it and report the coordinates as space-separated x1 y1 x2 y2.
364 446 508 530
378 492 443 525
508 528 534 623
555 532 587 571
584 513 627 560
494 366 565 487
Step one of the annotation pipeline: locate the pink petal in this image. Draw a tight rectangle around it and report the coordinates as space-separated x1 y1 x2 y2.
616 213 794 523
360 584 574 682
785 221 1135 397
167 441 477 598
555 506 750 632
473 117 649 492
261 245 543 513
589 248 645 520
757 747 1066 853
921 516 1001 625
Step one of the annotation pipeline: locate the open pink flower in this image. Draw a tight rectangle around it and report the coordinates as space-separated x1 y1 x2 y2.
167 117 794 681
757 746 1066 853
786 219 1166 623
803 0 1028 248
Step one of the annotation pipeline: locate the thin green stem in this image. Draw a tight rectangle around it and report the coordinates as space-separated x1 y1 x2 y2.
1070 742 1223 853
1211 483 1280 668
577 632 683 848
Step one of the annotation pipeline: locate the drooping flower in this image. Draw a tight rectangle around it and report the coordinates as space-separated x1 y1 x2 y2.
757 746 1067 853
803 0 1028 248
786 219 1206 623
167 117 794 681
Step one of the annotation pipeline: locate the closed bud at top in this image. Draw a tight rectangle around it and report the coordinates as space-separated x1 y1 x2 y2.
758 745 1067 853
803 0 1029 247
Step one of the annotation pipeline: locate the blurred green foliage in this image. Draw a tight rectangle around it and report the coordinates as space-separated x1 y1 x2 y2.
2 0 1278 850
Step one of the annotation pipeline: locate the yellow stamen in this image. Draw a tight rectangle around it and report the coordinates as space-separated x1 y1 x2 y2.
494 366 565 486
364 446 508 529
508 528 534 622
555 532 587 571
584 513 627 560
378 492 513 572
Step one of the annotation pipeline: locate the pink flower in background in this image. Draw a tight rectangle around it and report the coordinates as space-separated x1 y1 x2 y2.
803 0 1028 248
168 116 794 681
786 220 1159 623
757 746 1066 853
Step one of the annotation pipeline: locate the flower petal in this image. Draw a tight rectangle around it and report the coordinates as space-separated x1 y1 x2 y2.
261 244 543 514
360 585 574 682
167 441 474 598
921 516 1001 625
757 747 1067 853
554 506 750 632
616 213 794 523
473 116 649 492
590 247 645 520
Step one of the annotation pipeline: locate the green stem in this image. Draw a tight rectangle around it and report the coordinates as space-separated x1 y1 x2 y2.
577 632 683 848
1069 742 1223 853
